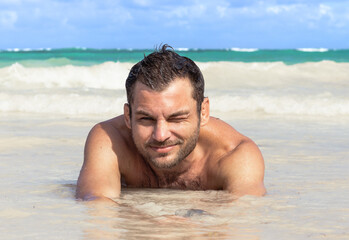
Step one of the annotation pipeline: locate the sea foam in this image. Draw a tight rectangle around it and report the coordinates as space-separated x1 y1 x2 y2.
210 93 349 116
297 48 329 52
0 62 132 90
230 48 259 52
1 61 349 117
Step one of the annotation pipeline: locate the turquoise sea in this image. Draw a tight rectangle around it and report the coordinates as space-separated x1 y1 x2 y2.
1 48 349 67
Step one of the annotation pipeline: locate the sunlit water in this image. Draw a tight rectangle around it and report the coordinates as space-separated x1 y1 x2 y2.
1 112 348 239
1 53 349 239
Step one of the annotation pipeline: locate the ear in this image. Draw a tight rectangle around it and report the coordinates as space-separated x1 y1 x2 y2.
124 103 131 129
200 97 210 127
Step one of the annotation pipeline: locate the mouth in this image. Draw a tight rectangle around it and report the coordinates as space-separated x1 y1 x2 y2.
149 144 176 154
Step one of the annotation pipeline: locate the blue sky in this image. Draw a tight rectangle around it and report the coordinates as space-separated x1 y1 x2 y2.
1 0 349 49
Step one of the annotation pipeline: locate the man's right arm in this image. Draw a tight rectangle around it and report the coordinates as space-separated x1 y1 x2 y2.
76 123 121 202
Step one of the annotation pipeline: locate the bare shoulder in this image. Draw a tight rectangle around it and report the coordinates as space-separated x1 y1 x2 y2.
202 117 247 152
83 116 130 160
203 117 266 197
76 115 129 200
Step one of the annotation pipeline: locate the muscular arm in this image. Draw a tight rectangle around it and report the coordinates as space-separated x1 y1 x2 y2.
219 138 266 197
76 123 121 202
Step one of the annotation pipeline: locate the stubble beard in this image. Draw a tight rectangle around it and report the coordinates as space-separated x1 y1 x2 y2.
132 123 200 169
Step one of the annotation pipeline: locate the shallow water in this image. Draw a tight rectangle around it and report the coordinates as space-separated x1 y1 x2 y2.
1 112 348 239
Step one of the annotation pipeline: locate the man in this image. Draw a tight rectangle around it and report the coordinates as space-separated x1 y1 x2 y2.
76 45 266 202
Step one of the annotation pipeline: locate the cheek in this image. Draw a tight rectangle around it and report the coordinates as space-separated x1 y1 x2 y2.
131 123 152 141
171 122 197 138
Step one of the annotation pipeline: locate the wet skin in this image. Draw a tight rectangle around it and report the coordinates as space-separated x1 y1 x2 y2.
76 78 266 201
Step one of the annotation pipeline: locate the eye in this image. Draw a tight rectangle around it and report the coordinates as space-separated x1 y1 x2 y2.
136 117 154 125
169 117 187 123
139 117 154 121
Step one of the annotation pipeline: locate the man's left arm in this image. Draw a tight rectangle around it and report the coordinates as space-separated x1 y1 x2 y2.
220 138 266 197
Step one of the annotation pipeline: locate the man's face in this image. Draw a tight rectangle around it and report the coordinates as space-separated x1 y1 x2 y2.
127 78 201 169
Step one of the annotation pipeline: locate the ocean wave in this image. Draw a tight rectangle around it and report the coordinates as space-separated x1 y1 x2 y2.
297 48 329 52
1 61 348 91
1 91 348 117
230 48 259 52
0 91 126 115
1 61 348 117
210 93 349 116
2 48 52 52
0 62 132 90
197 61 349 89
175 48 190 51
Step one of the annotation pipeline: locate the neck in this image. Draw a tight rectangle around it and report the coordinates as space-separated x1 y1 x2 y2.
148 148 206 187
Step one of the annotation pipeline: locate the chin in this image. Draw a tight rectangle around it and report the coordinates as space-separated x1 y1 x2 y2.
149 155 182 169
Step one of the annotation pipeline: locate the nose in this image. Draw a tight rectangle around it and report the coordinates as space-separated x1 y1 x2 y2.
152 120 171 142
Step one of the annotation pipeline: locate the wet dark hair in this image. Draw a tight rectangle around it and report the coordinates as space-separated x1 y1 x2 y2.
125 44 205 115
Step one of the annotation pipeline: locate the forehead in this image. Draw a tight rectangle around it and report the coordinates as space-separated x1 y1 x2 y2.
132 78 196 113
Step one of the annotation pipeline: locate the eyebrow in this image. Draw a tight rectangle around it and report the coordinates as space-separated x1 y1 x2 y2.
135 110 152 117
135 109 190 119
168 110 190 118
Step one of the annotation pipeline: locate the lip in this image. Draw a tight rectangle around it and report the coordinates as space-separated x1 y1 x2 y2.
150 145 176 153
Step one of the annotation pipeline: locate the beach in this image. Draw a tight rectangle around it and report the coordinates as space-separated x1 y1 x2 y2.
1 48 349 239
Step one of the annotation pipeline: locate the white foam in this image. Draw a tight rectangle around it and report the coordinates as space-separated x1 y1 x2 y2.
197 61 349 89
1 61 349 116
176 48 189 51
297 48 329 52
37 48 52 51
4 48 52 52
210 93 349 116
230 48 259 52
0 62 133 90
74 47 87 50
1 90 348 117
0 91 126 115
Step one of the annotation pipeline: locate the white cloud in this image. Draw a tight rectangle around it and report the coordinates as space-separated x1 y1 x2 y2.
216 5 228 18
0 0 21 4
1 0 349 48
0 0 41 5
167 6 189 18
132 0 152 7
266 5 295 14
109 9 133 23
0 10 17 28
303 3 338 28
166 4 207 19
318 4 333 20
